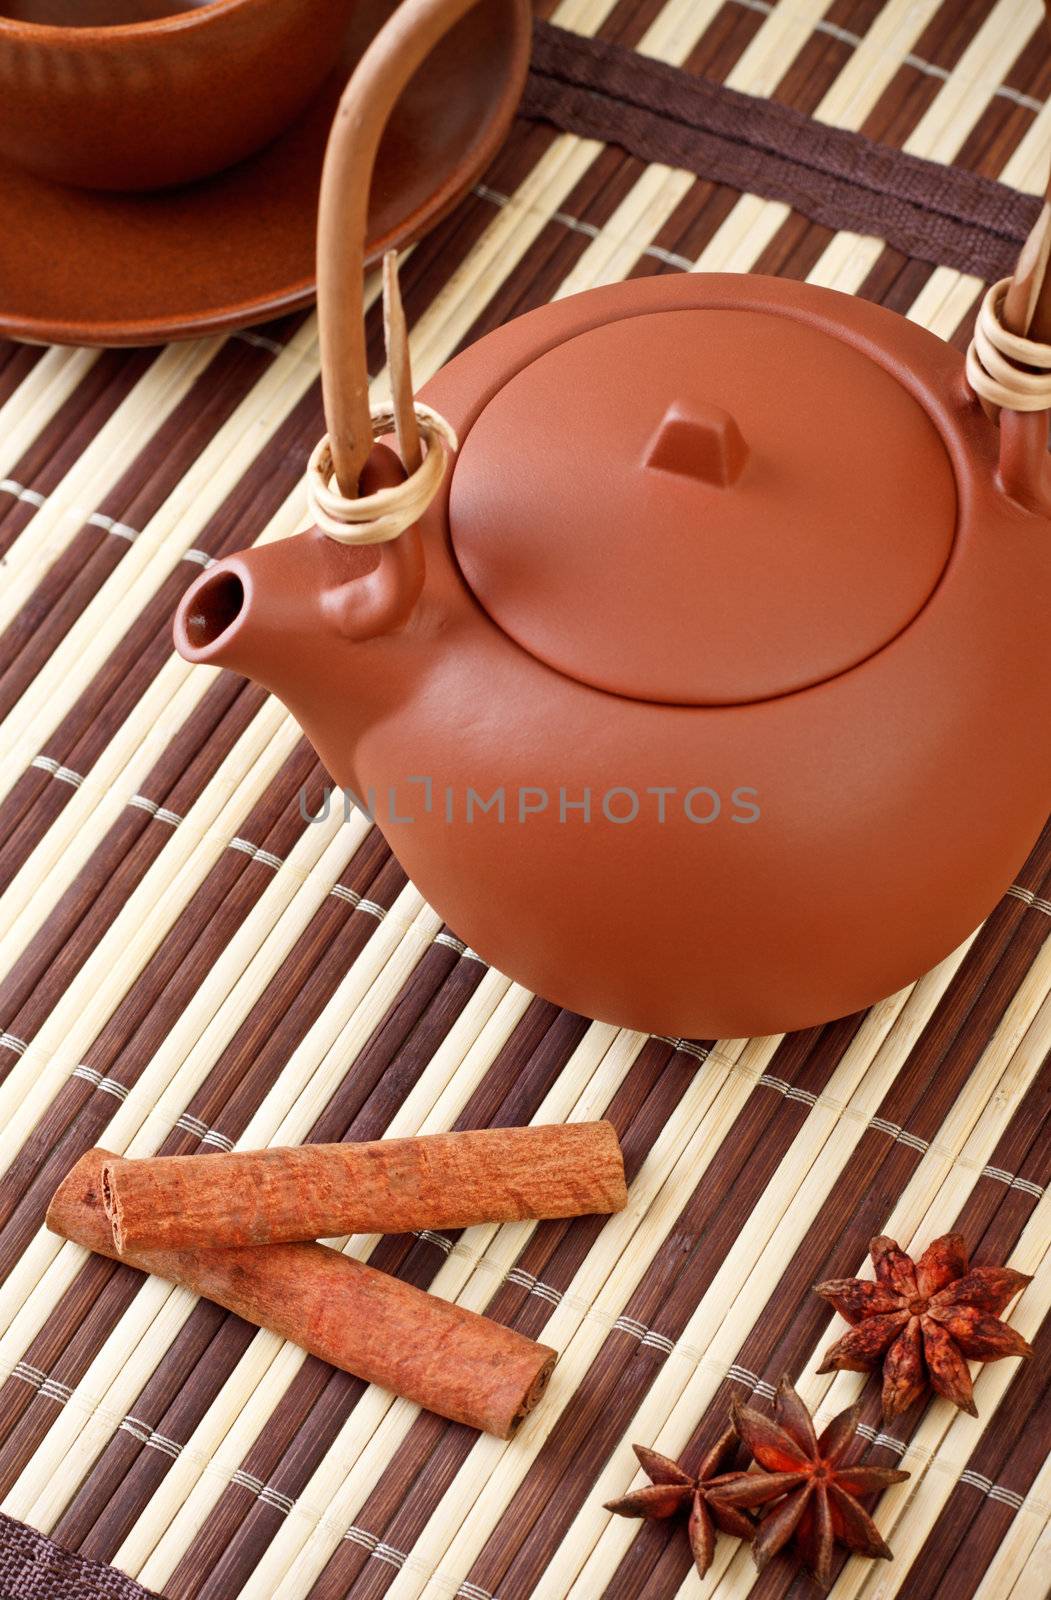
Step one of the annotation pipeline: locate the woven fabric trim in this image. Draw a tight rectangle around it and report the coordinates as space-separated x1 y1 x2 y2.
0 1512 160 1599
522 20 1042 282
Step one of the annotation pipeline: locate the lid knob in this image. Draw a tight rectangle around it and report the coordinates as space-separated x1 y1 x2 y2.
644 400 749 487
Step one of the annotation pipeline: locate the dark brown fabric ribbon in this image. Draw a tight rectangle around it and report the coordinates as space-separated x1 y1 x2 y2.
522 21 1042 283
0 1513 160 1599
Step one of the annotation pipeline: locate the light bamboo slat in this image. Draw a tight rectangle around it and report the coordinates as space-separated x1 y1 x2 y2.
0 320 321 798
809 0 1045 298
499 955 975 1600
0 348 99 481
0 702 302 1179
0 337 221 629
123 971 552 1584
973 1454 1051 1597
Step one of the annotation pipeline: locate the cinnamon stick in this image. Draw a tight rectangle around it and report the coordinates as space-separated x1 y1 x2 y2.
47 1149 556 1439
101 1122 626 1252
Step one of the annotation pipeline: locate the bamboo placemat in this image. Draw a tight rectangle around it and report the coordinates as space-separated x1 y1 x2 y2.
0 1 1048 1597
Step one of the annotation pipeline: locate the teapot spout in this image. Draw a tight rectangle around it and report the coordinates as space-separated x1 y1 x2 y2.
172 442 427 796
175 559 249 669
174 540 323 689
173 531 388 794
174 440 422 688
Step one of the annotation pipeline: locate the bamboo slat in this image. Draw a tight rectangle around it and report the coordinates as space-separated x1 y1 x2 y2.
0 2 1047 1598
0 350 99 483
0 340 219 623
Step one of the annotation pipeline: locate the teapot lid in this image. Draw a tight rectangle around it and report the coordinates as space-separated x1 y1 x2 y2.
447 306 957 704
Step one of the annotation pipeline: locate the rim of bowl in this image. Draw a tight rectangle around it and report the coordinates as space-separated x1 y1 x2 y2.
0 0 273 43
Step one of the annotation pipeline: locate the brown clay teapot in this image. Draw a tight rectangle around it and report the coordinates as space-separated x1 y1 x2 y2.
175 0 1051 1040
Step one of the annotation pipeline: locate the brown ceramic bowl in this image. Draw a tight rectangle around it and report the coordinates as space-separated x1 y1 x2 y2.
0 0 349 191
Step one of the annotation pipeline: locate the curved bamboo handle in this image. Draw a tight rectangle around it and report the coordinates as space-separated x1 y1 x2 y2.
317 0 484 495
1003 3 1051 338
1003 200 1051 340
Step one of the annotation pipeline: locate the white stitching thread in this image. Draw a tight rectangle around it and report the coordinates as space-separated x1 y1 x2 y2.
128 796 182 825
343 1526 379 1551
730 0 1044 111
1006 885 1051 916
414 1230 454 1254
118 1418 183 1458
129 795 183 826
758 1075 819 1106
0 478 46 507
981 1165 1044 1197
612 1315 675 1354
959 1469 1025 1508
474 182 694 274
330 884 362 906
652 1036 711 1063
727 1364 777 1401
856 1422 909 1455
12 1362 46 1387
258 1486 295 1514
233 840 277 867
87 511 140 542
374 1544 408 1569
234 329 284 356
72 1065 129 1100
868 1117 930 1153
229 838 282 869
434 931 486 962
505 1269 562 1305
174 1112 234 1150
995 84 1044 114
31 756 84 787
0 484 146 534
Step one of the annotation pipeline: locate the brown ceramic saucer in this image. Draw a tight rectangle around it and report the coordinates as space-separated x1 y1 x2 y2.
0 0 530 346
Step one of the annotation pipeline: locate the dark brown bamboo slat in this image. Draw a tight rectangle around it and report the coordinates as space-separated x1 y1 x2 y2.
624 1078 1050 1600
0 342 288 722
906 1340 1051 1599
0 827 399 1456
0 746 327 1248
49 934 488 1562
169 1011 669 1600
0 677 265 1032
444 860 1051 1598
0 350 156 566
608 961 1051 1596
0 343 44 408
56 1308 260 1564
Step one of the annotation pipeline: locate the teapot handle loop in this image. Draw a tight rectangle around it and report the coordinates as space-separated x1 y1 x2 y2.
965 275 1051 512
315 0 482 498
967 189 1051 513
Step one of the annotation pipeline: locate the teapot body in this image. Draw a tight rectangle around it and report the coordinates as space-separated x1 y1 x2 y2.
179 273 1051 1039
344 607 1048 1038
342 275 1051 1038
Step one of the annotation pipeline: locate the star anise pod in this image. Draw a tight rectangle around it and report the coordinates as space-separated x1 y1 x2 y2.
604 1424 755 1577
814 1233 1032 1419
714 1377 908 1590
